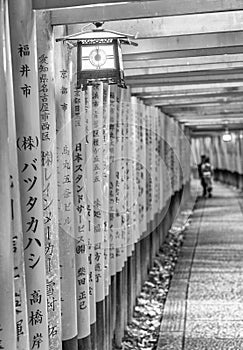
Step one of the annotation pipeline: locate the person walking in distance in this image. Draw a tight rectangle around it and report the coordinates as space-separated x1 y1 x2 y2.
198 154 207 197
201 156 213 198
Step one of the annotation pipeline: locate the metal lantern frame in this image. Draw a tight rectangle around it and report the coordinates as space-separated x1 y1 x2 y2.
56 23 137 90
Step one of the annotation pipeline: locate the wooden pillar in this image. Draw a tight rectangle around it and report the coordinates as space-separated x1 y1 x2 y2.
8 0 49 348
103 84 110 350
71 80 91 348
4 1 30 348
0 2 16 349
85 86 97 350
114 88 125 349
92 83 105 350
36 12 62 350
54 28 77 350
109 86 118 346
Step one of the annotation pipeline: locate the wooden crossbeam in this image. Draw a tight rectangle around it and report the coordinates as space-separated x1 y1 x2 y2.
145 96 243 107
165 108 243 116
66 11 243 38
164 102 243 109
124 54 243 70
123 47 243 62
127 68 243 79
137 90 243 99
131 82 243 94
49 2 243 26
123 32 243 56
126 72 243 87
125 61 243 77
32 0 142 10
100 12 243 38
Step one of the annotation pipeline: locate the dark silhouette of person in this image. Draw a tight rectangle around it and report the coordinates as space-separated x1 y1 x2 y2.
198 155 207 196
201 156 213 197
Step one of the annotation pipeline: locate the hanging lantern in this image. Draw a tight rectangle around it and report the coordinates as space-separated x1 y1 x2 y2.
222 129 232 142
222 120 232 142
56 22 137 90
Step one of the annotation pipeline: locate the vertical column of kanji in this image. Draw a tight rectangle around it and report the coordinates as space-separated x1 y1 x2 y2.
159 112 165 212
132 97 142 295
108 86 117 346
212 137 218 172
130 97 138 247
36 12 62 350
125 89 133 258
71 84 90 340
127 94 138 323
236 134 242 176
220 136 228 171
182 129 187 186
119 89 127 269
109 85 117 280
114 88 123 273
54 34 77 345
171 119 176 195
4 1 29 348
184 127 191 185
174 121 179 193
157 111 163 215
169 117 174 198
217 136 224 170
178 124 184 190
102 84 110 298
165 116 172 203
84 86 96 330
102 84 110 350
163 115 168 205
92 83 105 301
0 1 16 349
178 122 182 191
179 123 184 188
239 134 243 176
145 105 152 229
8 1 49 349
92 83 105 349
139 102 147 237
151 107 158 223
154 109 160 219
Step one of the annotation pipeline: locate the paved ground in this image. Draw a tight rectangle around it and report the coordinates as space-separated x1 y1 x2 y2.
157 181 243 350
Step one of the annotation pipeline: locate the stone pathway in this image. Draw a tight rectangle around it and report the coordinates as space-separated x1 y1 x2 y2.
157 181 243 350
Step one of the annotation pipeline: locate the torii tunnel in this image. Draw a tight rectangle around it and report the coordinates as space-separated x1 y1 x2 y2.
0 1 243 350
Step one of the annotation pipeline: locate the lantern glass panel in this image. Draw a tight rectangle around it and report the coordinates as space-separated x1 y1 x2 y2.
81 44 115 71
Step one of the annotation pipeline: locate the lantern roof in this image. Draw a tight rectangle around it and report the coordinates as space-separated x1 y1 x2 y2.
56 22 137 46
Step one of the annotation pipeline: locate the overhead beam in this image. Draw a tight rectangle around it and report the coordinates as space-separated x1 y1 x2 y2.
123 32 243 56
123 46 243 61
126 72 243 87
32 0 142 10
145 96 243 106
34 0 243 12
137 90 243 99
131 82 243 94
187 121 243 127
179 115 243 120
50 3 243 27
164 102 243 110
166 109 243 116
127 68 243 79
66 12 243 39
179 115 243 121
125 61 243 77
100 12 243 38
124 54 243 70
